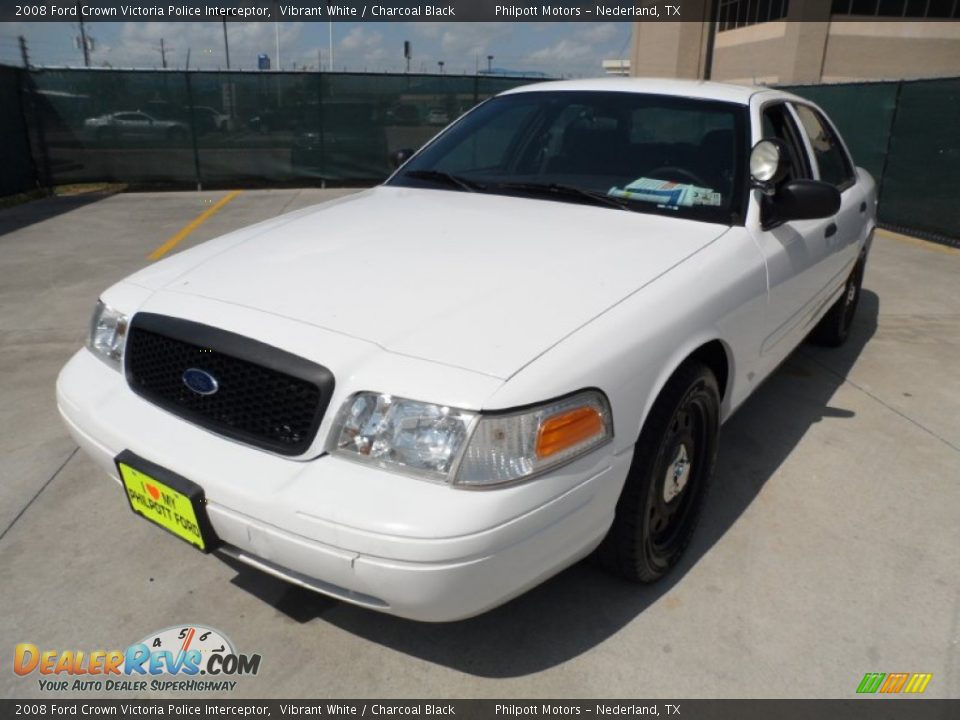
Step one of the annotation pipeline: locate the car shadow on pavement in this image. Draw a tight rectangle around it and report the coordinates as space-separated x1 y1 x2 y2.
221 290 880 678
0 191 117 238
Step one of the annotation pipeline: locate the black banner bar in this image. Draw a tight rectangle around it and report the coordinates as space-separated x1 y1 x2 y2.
5 1 692 24
6 1 960 23
2 700 959 719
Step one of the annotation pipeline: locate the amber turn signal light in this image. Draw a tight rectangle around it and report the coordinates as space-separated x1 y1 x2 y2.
536 406 605 459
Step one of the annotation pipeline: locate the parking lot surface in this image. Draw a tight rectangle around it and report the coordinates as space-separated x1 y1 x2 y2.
1 189 958 698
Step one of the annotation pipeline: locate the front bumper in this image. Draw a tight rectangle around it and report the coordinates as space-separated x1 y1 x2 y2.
57 348 631 621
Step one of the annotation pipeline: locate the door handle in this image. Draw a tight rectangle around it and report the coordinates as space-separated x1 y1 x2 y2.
825 223 838 238
859 201 867 213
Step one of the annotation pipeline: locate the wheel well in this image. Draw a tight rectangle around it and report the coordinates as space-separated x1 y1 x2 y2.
688 340 730 402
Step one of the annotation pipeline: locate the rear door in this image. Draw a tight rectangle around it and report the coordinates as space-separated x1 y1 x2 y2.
790 103 864 288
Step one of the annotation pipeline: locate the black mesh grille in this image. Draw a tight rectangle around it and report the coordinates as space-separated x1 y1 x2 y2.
125 314 334 456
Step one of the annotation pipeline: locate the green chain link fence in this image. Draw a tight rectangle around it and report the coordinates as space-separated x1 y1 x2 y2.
3 67 958 244
0 65 37 197
10 67 536 189
785 77 960 245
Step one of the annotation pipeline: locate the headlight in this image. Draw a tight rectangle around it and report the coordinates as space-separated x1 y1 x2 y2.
328 389 612 487
328 393 477 480
87 300 128 370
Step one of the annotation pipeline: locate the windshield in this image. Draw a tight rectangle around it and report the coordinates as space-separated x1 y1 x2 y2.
388 90 749 225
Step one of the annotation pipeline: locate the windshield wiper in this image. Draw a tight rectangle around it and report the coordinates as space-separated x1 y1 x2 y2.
488 181 633 211
402 169 484 193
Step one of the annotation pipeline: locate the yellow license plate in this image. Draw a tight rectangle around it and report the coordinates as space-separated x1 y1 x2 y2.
116 452 214 552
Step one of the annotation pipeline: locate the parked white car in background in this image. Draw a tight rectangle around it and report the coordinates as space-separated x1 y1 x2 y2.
83 110 189 143
58 78 876 621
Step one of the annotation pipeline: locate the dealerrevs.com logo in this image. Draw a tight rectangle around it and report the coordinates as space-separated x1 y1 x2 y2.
14 624 262 693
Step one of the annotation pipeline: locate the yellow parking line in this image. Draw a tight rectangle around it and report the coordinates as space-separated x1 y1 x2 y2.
147 191 241 261
875 228 958 256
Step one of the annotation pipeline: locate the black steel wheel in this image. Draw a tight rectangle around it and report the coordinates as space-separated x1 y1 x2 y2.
812 254 866 347
597 361 720 582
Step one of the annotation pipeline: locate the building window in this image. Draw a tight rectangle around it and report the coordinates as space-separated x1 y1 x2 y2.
718 0 790 31
831 0 960 17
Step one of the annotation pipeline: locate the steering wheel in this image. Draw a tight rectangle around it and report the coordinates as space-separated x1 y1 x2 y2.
645 166 708 188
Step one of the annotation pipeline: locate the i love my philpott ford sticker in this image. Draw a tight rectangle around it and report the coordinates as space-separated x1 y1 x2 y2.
13 624 262 693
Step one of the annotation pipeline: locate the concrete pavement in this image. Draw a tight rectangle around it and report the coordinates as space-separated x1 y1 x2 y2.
1 189 957 699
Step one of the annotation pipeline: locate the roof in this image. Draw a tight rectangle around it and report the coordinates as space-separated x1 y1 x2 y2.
500 77 802 106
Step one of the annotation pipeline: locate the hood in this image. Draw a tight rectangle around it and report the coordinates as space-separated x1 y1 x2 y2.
130 186 727 379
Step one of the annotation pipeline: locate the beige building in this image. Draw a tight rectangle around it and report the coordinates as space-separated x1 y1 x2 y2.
630 0 960 84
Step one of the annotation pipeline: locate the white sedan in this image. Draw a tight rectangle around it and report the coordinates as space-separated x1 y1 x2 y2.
57 78 876 621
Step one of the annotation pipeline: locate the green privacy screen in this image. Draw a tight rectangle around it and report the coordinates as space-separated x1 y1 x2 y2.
785 78 960 243
0 65 37 196
23 68 535 187
6 68 959 243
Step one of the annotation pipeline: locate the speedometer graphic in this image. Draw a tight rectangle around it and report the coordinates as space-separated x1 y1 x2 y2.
136 624 235 672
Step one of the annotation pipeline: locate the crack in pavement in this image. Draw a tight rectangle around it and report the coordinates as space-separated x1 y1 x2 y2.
0 446 78 545
278 190 304 216
800 349 960 454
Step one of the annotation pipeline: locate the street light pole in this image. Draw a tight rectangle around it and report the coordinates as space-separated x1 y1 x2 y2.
222 20 231 70
77 2 90 67
328 22 334 71
275 20 280 70
438 60 444 74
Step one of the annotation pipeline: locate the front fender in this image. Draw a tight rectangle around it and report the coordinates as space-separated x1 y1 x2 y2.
483 227 767 454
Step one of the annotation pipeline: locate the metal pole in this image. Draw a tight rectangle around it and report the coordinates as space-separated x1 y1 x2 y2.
703 0 719 80
275 21 280 70
184 71 203 192
875 80 903 217
18 35 30 68
78 3 90 67
222 20 231 70
328 22 334 71
18 54 53 191
160 38 167 69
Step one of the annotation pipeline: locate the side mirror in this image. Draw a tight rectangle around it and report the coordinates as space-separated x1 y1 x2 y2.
749 139 788 193
771 179 841 222
390 148 415 169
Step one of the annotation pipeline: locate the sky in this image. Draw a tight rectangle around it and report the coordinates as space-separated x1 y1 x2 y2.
0 21 633 77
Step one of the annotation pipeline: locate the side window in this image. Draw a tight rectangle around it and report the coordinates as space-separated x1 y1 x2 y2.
760 103 811 183
792 104 855 190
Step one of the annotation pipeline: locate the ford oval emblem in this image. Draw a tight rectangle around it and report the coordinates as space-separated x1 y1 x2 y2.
182 368 219 396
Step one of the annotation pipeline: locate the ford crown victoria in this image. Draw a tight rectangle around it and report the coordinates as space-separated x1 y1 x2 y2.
57 78 876 621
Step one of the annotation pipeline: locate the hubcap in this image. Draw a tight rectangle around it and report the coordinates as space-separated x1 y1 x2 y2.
846 280 857 305
662 444 691 503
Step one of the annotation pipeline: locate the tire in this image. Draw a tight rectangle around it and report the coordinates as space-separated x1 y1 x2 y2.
811 254 865 347
597 361 720 582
